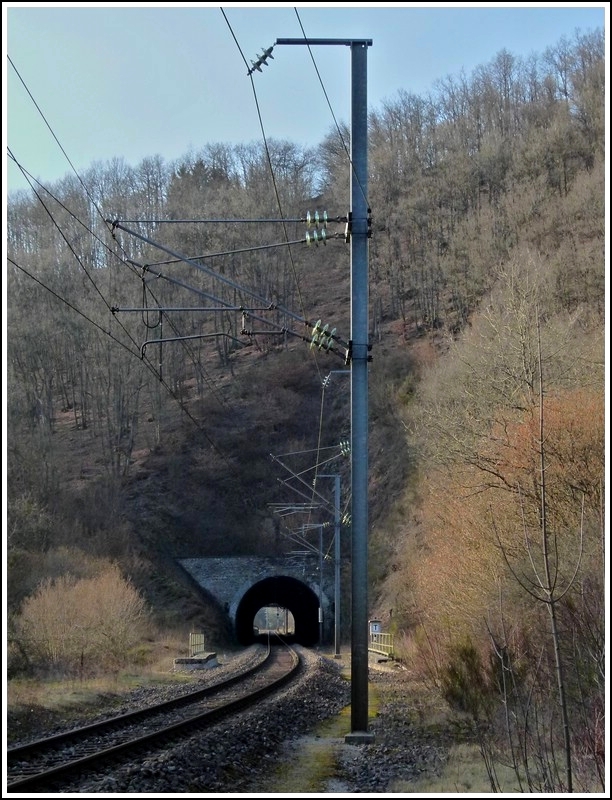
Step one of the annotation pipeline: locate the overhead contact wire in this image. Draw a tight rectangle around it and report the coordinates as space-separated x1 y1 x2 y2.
221 8 329 383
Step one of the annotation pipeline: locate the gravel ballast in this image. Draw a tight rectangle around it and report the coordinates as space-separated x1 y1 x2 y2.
8 645 460 793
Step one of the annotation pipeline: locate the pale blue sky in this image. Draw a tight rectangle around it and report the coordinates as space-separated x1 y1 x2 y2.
4 3 608 195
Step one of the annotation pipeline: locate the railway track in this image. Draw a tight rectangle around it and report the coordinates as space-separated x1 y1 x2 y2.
6 640 300 793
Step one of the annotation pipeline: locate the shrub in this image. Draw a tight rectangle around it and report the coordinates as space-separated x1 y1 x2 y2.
15 563 150 676
440 639 493 721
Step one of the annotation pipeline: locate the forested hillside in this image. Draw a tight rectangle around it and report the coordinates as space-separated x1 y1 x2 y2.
6 27 605 789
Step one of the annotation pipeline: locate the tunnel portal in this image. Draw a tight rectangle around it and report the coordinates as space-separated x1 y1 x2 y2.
235 575 320 646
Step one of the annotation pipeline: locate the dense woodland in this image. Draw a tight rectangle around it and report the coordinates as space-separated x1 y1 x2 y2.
6 28 606 791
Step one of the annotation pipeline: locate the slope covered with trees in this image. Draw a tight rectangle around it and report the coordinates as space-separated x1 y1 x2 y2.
6 27 605 790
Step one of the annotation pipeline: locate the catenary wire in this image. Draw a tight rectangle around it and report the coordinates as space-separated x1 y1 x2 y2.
222 7 356 533
293 7 370 212
7 147 237 416
221 7 327 384
8 22 349 529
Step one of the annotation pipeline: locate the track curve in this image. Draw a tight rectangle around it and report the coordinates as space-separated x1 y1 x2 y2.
7 641 299 793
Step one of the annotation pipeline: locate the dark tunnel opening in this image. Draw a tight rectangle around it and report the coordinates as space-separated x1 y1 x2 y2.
235 575 320 646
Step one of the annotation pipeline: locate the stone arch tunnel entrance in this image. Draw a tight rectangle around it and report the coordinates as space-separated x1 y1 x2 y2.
179 556 332 647
235 575 320 646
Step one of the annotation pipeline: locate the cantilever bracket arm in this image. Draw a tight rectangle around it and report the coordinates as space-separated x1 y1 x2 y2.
140 332 245 358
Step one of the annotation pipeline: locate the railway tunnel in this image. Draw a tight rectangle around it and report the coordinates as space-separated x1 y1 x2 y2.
178 556 332 647
235 575 320 647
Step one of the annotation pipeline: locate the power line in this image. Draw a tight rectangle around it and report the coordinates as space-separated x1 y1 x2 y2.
111 215 346 224
7 57 129 250
7 256 226 449
7 38 321 554
221 7 328 384
8 257 139 360
7 150 145 356
140 232 343 268
6 157 239 446
8 55 97 209
8 14 354 547
197 12 364 549
110 220 350 353
293 8 370 213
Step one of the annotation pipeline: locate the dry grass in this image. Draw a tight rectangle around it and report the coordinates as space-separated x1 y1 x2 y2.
5 628 200 745
258 708 353 793
390 741 522 794
252 662 368 793
8 669 189 712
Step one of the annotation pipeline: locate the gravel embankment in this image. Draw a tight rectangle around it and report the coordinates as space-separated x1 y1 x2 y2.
8 646 460 793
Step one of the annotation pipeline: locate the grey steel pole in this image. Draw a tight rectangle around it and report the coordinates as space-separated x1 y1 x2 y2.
274 36 373 743
319 524 323 646
333 474 341 658
347 39 372 742
316 472 342 657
